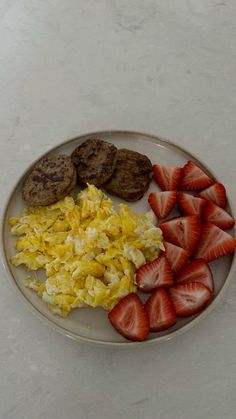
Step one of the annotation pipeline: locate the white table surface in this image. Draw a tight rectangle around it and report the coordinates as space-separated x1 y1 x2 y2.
1 1 236 418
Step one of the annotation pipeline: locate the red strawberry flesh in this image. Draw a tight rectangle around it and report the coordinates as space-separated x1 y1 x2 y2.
160 215 201 253
194 223 236 262
203 201 235 230
153 164 182 191
175 259 214 292
181 160 214 190
108 293 149 341
178 192 207 216
148 191 177 219
136 256 174 292
169 282 212 317
145 288 176 332
163 241 190 274
197 182 226 208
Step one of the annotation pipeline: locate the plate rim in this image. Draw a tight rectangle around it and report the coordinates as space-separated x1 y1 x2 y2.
1 129 236 348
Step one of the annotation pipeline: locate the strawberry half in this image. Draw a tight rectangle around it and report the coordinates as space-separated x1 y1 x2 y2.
153 164 182 191
178 192 207 216
181 160 214 190
145 288 176 332
148 191 177 219
203 202 235 230
160 215 201 253
194 223 236 262
108 293 149 341
136 256 174 293
175 259 214 292
169 282 212 317
197 182 226 208
163 241 190 274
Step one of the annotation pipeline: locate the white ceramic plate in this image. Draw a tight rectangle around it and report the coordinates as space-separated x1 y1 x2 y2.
1 131 236 347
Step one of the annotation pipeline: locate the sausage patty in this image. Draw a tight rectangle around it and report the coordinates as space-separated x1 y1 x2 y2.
71 139 118 186
103 149 152 201
22 155 77 206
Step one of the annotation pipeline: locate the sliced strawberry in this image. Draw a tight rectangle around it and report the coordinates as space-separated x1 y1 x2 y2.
145 288 176 332
160 215 201 253
163 241 190 274
169 282 212 317
181 160 214 190
136 256 174 292
153 164 182 191
175 259 214 292
197 183 226 208
108 293 149 341
178 192 207 216
194 223 236 262
148 191 177 219
203 202 235 230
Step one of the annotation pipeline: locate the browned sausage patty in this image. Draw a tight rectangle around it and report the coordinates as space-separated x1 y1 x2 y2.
103 149 152 201
71 139 118 186
22 155 77 206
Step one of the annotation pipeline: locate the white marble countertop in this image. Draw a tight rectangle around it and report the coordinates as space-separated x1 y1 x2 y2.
1 1 236 418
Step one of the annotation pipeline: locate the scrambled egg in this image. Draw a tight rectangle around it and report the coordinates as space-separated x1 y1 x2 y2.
9 185 164 317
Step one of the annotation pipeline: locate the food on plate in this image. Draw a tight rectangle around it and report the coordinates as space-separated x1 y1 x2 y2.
163 241 190 274
9 137 236 342
136 256 173 292
152 164 182 191
197 182 226 208
9 184 164 316
148 191 177 219
22 155 77 206
71 138 118 187
145 288 176 332
180 160 214 190
178 192 207 216
202 202 235 230
169 282 212 317
108 293 149 341
160 215 201 253
194 223 236 262
175 259 214 292
103 149 152 201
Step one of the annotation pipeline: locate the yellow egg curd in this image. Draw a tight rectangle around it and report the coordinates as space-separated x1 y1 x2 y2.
9 185 164 316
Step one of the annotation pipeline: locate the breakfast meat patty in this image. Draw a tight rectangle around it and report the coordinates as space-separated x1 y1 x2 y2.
22 155 77 206
71 138 118 186
103 149 153 201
